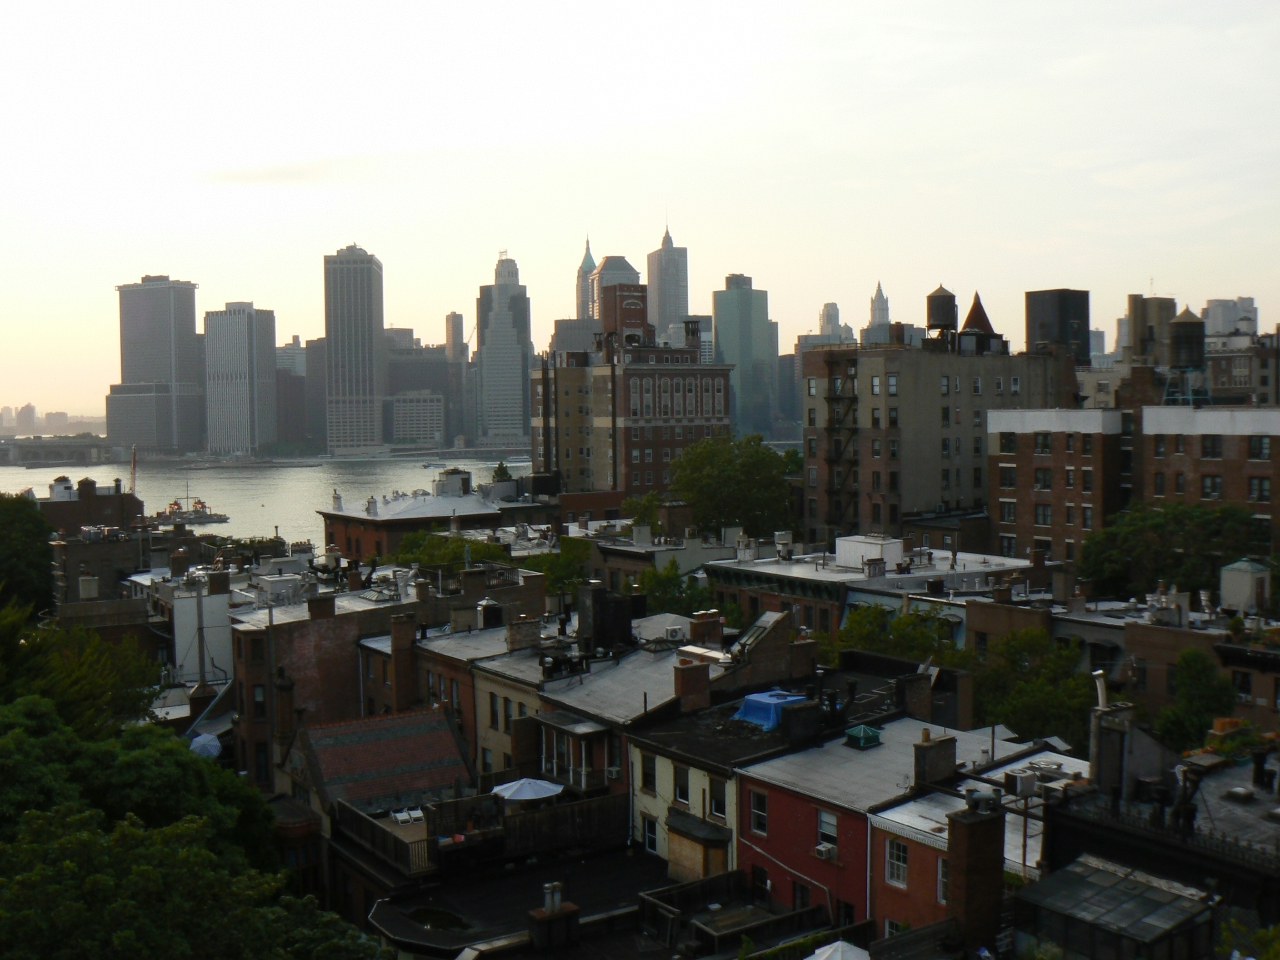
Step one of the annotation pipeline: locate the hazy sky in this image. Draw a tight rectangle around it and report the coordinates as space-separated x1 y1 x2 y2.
1 3 1276 415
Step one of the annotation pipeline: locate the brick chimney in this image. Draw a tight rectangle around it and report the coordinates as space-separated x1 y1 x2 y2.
945 793 1007 950
674 659 711 713
689 609 723 647
506 614 541 652
390 614 417 712
899 672 933 720
913 728 957 786
789 634 818 678
307 594 335 619
346 565 363 592
274 667 297 746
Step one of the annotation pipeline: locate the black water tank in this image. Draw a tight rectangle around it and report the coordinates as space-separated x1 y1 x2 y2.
927 285 957 330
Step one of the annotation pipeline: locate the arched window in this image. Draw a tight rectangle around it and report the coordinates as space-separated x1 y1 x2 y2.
643 378 653 418
714 378 724 416
630 378 640 417
660 378 671 417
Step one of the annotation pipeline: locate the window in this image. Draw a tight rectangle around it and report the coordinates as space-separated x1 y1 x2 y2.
674 765 690 804
481 748 493 773
886 838 908 887
972 376 981 395
890 439 899 459
255 742 269 783
1082 507 1093 529
253 684 266 719
808 497 818 517
807 377 817 396
503 697 513 732
1065 505 1074 525
1000 466 1016 488
1000 501 1016 523
972 466 983 488
1082 434 1093 455
504 753 513 770
1034 432 1051 454
519 702 528 718
872 439 882 458
937 858 949 904
887 374 898 396
941 406 950 427
818 809 838 847
1081 469 1093 493
489 692 500 729
941 438 950 458
995 376 1004 394
750 790 768 834
1175 472 1185 494
1202 435 1223 459
1066 434 1075 453
871 376 881 395
1174 434 1185 454
1000 535 1017 557
974 631 989 661
886 920 908 937
808 437 817 457
973 409 982 428
890 471 900 492
793 882 810 909
872 503 882 523
1064 468 1075 488
451 679 460 710
871 408 881 428
631 448 639 463
1233 670 1253 701
641 754 657 792
999 432 1016 454
939 471 949 491
940 376 949 396
1202 475 1223 499
1034 467 1052 490
1132 658 1147 692
1250 477 1272 502
973 436 983 456
1035 503 1051 526
808 467 818 488
808 408 816 427
1011 376 1021 395
888 407 898 428
710 778 727 818
1154 472 1166 496
1154 435 1166 457
1250 436 1271 460
250 636 264 662
642 816 658 853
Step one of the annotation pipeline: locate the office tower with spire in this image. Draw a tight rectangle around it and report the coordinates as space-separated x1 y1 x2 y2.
870 283 889 325
324 244 386 454
646 228 688 343
860 282 924 347
588 256 640 320
714 274 778 438
575 239 595 321
106 274 205 451
204 302 277 454
475 253 532 447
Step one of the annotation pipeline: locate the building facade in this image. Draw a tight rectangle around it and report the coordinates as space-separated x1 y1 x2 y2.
391 391 444 445
575 239 595 321
714 274 778 438
475 255 532 448
324 245 386 454
204 302 277 454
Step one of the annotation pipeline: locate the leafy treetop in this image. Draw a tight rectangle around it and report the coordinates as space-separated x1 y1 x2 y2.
0 494 54 614
670 434 794 539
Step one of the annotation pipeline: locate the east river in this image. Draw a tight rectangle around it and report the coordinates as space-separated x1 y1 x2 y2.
0 457 534 545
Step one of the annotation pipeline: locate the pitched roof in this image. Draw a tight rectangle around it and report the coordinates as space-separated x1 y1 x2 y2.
299 708 471 812
928 284 953 299
962 292 995 334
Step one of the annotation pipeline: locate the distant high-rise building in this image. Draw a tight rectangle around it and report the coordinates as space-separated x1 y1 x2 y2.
44 411 69 434
819 302 842 337
0 407 13 429
385 327 418 350
1122 294 1177 365
1089 329 1106 356
15 403 36 435
588 256 639 320
107 274 204 451
324 245 386 454
276 334 306 376
575 239 595 321
204 302 277 454
869 283 890 325
1202 297 1258 336
714 274 778 438
445 312 467 362
1025 289 1091 365
304 337 327 445
646 228 689 342
475 254 532 446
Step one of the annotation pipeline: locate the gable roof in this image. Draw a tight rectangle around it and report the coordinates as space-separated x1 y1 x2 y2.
292 708 472 813
962 292 995 334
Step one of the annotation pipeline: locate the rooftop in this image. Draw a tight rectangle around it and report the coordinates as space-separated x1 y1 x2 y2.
415 624 517 664
318 490 500 522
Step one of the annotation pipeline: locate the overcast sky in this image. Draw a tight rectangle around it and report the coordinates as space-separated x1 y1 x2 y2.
1 2 1276 414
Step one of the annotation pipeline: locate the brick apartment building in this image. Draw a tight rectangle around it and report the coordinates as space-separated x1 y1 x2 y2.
986 409 1129 562
532 283 734 499
801 288 1075 550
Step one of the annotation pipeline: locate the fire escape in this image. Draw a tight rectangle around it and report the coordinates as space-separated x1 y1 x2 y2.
823 353 859 543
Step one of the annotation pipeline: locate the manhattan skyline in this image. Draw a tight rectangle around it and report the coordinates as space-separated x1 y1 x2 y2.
0 3 1276 414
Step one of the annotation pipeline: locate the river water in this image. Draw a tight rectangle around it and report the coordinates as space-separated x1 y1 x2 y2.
0 457 533 545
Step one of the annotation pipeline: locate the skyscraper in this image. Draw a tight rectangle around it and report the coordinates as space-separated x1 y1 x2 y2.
575 239 595 321
324 245 386 454
204 302 277 454
475 254 532 446
713 274 778 438
445 311 467 362
1025 289 1091 365
819 302 842 337
646 228 688 343
107 274 204 451
588 256 640 320
870 283 889 325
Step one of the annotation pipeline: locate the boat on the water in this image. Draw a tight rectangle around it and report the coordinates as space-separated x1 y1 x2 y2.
422 462 447 469
153 498 229 526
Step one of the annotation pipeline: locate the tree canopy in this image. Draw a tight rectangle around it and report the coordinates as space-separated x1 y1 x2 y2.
393 532 509 568
0 493 53 614
1078 501 1259 601
1153 647 1237 752
637 558 711 618
669 435 793 538
621 490 664 533
520 536 591 596
491 461 512 482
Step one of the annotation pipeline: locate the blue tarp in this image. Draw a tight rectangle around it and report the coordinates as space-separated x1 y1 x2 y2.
733 691 807 731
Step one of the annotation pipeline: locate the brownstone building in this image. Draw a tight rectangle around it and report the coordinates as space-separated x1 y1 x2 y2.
532 283 733 498
986 409 1129 563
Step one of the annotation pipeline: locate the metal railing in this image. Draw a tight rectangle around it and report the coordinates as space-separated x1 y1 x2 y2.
334 799 433 876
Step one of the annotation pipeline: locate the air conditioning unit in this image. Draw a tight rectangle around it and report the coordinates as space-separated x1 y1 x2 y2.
606 766 621 780
815 842 837 860
666 626 684 641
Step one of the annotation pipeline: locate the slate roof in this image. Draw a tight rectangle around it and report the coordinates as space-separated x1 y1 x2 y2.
300 708 471 813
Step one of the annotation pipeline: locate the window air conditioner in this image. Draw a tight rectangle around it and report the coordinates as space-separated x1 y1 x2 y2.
815 842 837 860
606 766 621 780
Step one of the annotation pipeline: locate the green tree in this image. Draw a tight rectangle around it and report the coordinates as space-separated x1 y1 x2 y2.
973 629 1093 749
520 536 591 596
492 461 512 482
1078 501 1258 600
824 604 970 668
0 603 160 740
637 558 711 617
670 435 793 538
621 490 664 532
1153 647 1237 752
781 448 804 475
0 808 388 960
393 532 509 568
0 493 53 614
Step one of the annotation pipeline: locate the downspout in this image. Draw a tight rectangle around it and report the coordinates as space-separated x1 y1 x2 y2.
738 832 833 922
358 645 364 717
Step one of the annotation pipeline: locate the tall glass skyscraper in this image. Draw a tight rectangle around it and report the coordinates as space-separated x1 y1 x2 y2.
646 228 688 343
204 302 277 454
324 245 386 454
713 274 778 439
475 254 532 446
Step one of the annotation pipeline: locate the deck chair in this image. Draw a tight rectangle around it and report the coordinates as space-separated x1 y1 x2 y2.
408 807 425 823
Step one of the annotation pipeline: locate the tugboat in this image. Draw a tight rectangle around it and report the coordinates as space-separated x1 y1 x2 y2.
153 496 230 526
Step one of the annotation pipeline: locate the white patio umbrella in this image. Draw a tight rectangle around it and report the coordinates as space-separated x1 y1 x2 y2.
808 943 869 960
492 778 564 801
189 733 222 758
